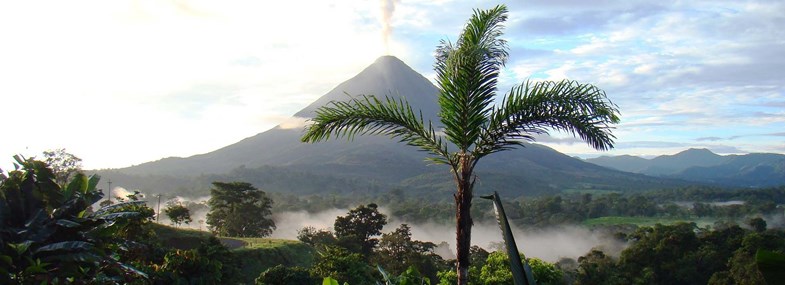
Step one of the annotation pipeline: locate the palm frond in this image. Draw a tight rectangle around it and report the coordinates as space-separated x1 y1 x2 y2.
475 79 620 158
435 5 508 151
301 95 454 165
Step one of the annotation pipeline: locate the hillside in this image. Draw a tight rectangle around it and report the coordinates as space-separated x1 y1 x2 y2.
586 149 785 187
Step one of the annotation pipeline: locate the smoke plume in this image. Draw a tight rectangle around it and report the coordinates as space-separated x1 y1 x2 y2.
380 0 399 54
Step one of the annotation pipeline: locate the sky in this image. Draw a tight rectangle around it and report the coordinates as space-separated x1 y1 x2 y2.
1 0 784 170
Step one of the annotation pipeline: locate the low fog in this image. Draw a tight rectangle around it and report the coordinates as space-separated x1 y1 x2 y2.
98 189 782 262
270 207 628 262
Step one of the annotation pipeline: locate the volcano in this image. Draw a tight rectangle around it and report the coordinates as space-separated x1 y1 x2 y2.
111 56 687 197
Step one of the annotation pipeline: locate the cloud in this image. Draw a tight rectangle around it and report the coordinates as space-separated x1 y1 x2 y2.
277 117 311 130
532 134 584 145
696 137 723 142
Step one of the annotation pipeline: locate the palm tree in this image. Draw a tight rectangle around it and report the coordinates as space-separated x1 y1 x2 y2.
301 5 619 285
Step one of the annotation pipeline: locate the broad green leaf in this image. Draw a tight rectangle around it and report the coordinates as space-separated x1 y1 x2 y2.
481 192 536 285
56 219 81 228
86 174 100 193
323 277 340 285
98 211 141 220
64 173 87 199
93 201 147 216
35 241 94 253
756 249 785 284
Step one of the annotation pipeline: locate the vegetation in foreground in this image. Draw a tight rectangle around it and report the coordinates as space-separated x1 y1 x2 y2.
4 152 785 284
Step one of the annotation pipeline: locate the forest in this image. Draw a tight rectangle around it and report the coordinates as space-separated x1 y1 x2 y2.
3 155 785 284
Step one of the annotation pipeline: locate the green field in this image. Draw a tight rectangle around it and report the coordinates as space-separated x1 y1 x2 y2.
151 224 314 283
583 216 715 227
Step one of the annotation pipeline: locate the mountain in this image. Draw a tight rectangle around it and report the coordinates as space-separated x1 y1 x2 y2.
101 56 689 198
586 149 785 187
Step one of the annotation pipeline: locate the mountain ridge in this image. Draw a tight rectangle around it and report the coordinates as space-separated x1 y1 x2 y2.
586 148 785 187
99 56 692 197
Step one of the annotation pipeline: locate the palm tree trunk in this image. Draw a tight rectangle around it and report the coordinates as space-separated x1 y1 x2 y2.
455 154 474 285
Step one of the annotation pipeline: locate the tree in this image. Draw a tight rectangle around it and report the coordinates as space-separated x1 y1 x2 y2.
0 156 148 283
334 203 387 257
310 246 376 285
42 148 82 186
376 224 443 282
206 181 275 237
165 202 192 227
256 265 316 285
301 5 619 284
297 226 338 247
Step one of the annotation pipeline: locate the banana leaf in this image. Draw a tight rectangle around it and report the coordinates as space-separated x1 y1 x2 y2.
323 277 340 285
481 191 536 285
93 201 147 216
756 249 785 284
35 241 94 253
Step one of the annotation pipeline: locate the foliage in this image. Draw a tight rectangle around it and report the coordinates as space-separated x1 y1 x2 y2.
154 249 223 284
334 203 387 257
232 238 315 284
165 202 192 227
206 181 275 237
310 246 376 285
576 250 621 285
301 4 618 285
42 148 82 186
298 226 338 247
0 156 147 283
526 258 563 285
376 224 445 283
151 236 240 284
574 222 785 284
256 264 316 285
755 249 785 284
378 265 431 285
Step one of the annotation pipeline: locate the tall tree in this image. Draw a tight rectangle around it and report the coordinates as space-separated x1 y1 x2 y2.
301 5 619 284
206 181 275 237
334 203 387 257
164 202 192 227
42 148 82 186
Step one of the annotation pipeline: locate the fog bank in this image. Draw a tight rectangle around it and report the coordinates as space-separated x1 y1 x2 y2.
270 208 628 262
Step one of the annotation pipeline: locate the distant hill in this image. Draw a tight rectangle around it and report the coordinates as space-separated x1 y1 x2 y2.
97 56 689 198
586 149 785 187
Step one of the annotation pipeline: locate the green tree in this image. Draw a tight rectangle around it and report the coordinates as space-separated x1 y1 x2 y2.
334 203 387 257
256 265 316 285
301 5 618 284
747 217 767 233
376 224 444 283
576 249 621 285
164 202 192 227
297 226 338 247
206 181 275 237
0 156 147 283
42 148 82 186
310 246 376 285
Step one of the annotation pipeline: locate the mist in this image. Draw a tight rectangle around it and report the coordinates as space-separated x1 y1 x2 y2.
269 208 627 262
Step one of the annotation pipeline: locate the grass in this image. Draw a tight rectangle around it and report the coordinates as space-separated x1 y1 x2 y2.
233 238 315 284
232 238 306 249
150 223 315 284
583 216 715 227
150 223 212 249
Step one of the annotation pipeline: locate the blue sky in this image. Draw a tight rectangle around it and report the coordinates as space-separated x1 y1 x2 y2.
1 0 783 169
